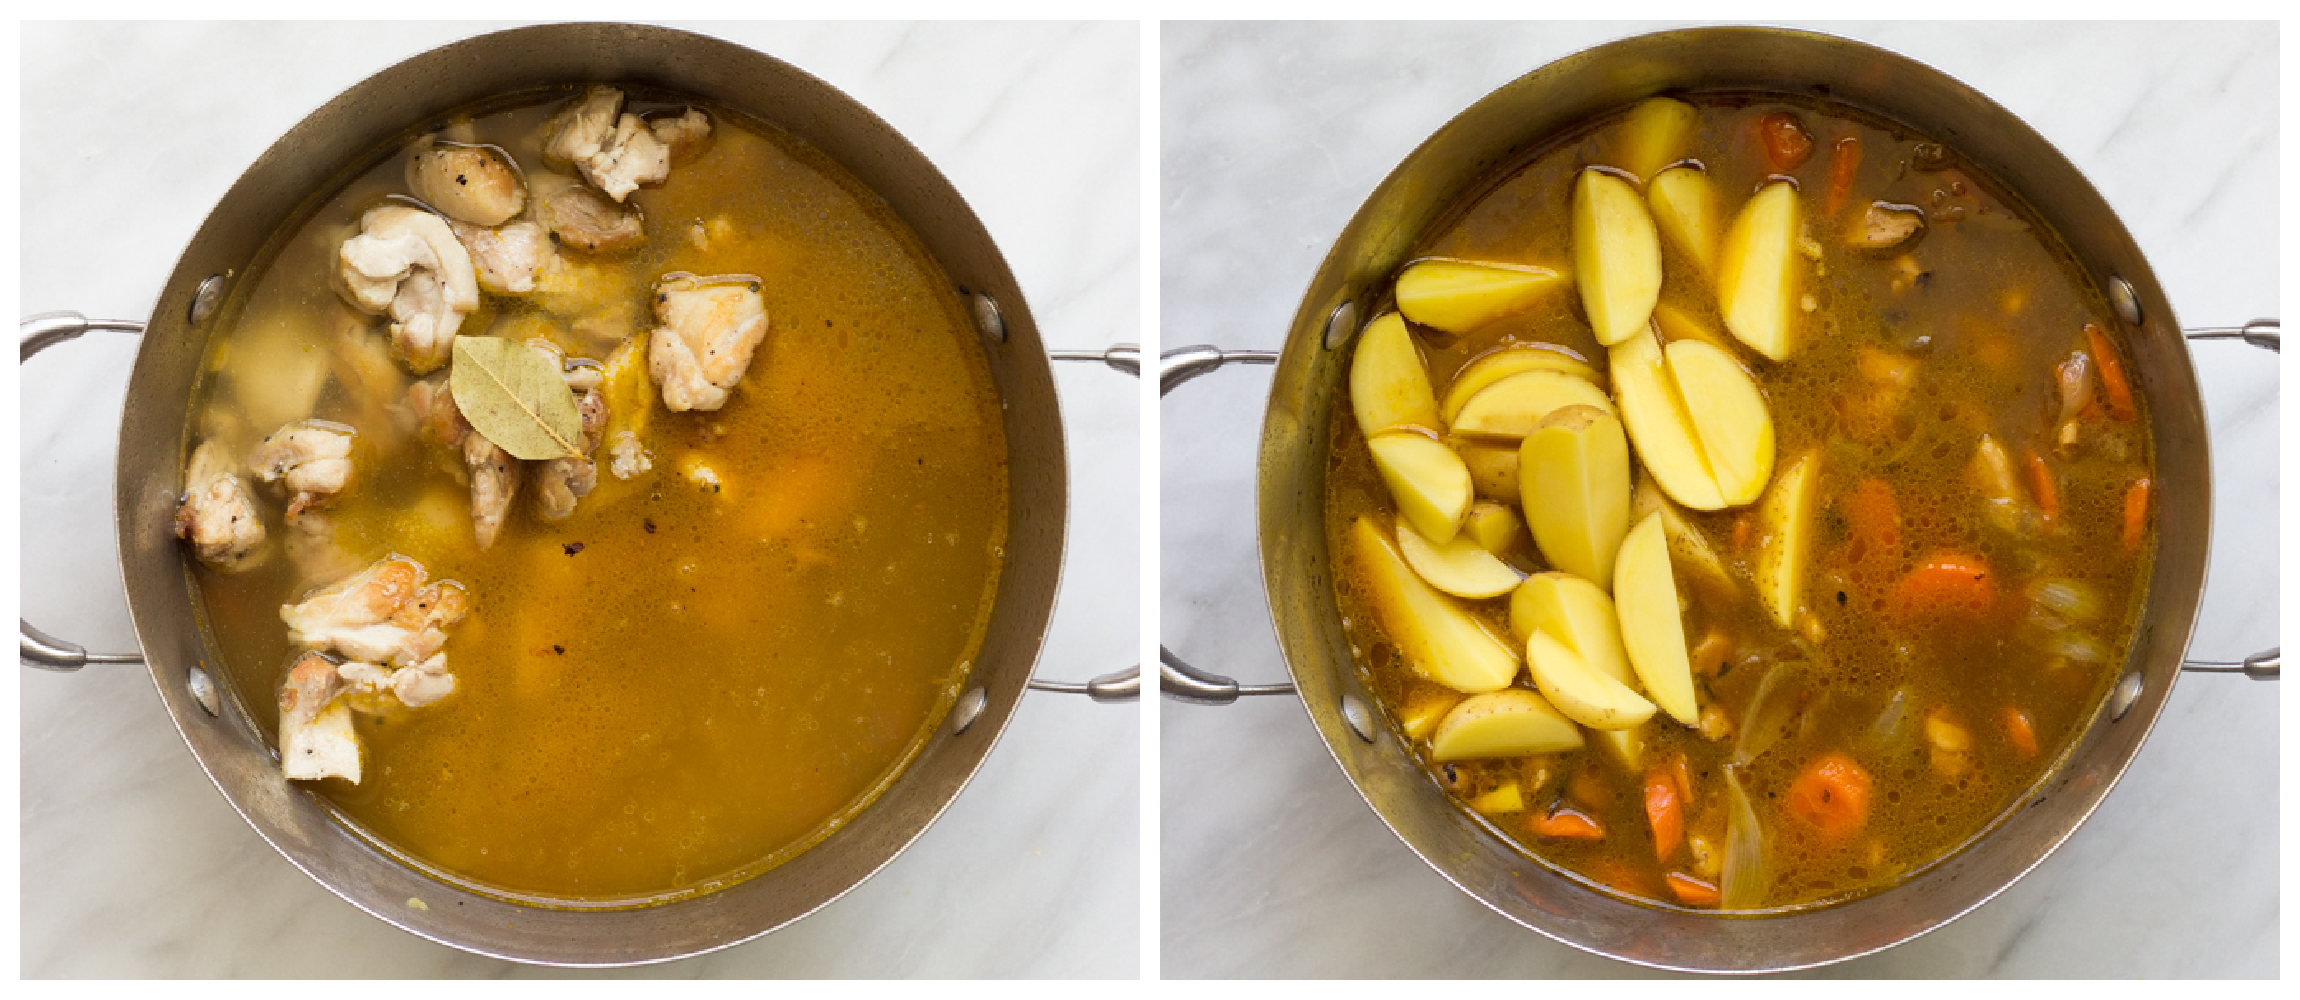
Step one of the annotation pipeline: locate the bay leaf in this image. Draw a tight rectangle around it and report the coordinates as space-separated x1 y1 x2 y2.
449 335 581 461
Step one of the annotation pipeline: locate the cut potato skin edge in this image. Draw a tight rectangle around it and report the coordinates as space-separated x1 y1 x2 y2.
1349 516 1520 694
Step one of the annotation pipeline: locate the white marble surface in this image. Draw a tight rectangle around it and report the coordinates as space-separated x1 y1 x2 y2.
19 21 1138 978
1160 21 2276 978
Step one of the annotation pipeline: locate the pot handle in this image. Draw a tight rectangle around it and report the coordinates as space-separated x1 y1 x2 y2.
2177 321 2279 680
1023 345 1145 702
21 312 149 670
1158 345 1298 704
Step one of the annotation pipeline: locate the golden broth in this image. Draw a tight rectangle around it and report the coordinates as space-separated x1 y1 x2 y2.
189 90 1008 903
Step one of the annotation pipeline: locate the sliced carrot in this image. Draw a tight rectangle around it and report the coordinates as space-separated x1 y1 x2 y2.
1532 805 1605 840
1824 135 1862 216
1667 753 1695 809
1666 871 1722 907
1644 767 1684 862
1756 112 1813 172
2085 323 2137 421
2003 706 2038 756
1890 553 2000 619
2123 478 2152 554
1844 477 1901 566
1731 512 1754 554
2025 449 2060 521
1785 751 1873 840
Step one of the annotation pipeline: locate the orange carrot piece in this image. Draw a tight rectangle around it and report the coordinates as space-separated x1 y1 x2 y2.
1731 512 1754 554
2025 449 2060 520
1644 767 1685 862
1667 753 1695 809
1533 806 1605 841
1756 112 1813 172
2085 323 2137 421
1890 553 2000 618
2123 478 2152 554
2003 706 2039 756
1785 752 1873 840
1666 871 1722 907
1845 477 1901 565
1824 135 1862 216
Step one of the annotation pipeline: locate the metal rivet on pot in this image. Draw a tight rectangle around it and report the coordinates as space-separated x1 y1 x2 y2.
2108 276 2143 328
1340 693 1377 743
970 291 1006 344
188 274 227 326
2108 670 2145 721
188 665 220 717
1322 298 1359 351
949 686 988 735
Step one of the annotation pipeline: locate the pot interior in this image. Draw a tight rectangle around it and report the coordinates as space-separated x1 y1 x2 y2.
1256 25 2206 973
117 23 1064 966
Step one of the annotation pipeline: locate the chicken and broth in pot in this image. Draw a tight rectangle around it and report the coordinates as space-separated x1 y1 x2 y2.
174 85 1009 904
1326 94 2152 911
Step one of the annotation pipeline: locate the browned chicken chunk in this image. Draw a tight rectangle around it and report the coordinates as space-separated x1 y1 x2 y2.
648 273 770 412
281 554 470 667
452 219 554 295
335 204 479 373
1850 202 1927 254
407 141 527 227
174 439 267 571
248 419 355 519
533 173 645 253
279 651 359 782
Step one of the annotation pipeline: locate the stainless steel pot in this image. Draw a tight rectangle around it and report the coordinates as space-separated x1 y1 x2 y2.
20 23 1135 967
1164 25 2276 973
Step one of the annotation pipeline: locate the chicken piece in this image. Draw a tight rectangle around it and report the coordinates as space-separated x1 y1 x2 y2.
281 554 470 667
651 107 712 161
327 311 410 457
648 274 770 412
467 432 520 550
1850 202 1926 254
609 430 653 480
533 173 645 253
335 204 480 374
174 439 267 571
541 85 626 170
451 219 554 295
390 652 457 708
582 113 672 202
531 344 609 519
401 373 471 450
248 419 356 519
407 140 527 227
278 652 359 782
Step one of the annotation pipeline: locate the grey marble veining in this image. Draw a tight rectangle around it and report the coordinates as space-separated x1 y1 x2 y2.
20 21 1137 978
1160 21 2276 978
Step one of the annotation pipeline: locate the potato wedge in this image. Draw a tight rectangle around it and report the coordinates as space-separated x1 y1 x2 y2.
1526 628 1656 731
1366 430 1473 544
1572 168 1665 346
1349 517 1519 693
1614 513 1698 725
1508 572 1635 690
1647 165 1724 282
1717 180 1803 361
1666 339 1776 507
1754 451 1822 629
1609 326 1725 510
1631 470 1735 594
1395 259 1563 334
1397 686 1465 743
1395 512 1525 600
1350 311 1440 437
1431 688 1585 760
1613 96 1699 182
1593 723 1644 772
1439 345 1603 424
1450 369 1615 441
1463 501 1523 557
1452 437 1520 504
1651 301 1737 355
1468 782 1528 815
1518 405 1632 589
